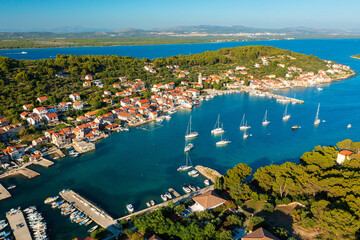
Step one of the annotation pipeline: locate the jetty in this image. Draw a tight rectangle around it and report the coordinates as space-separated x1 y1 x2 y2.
195 165 223 183
34 158 54 168
59 190 120 235
0 183 11 200
6 208 32 240
117 185 214 222
168 188 180 198
18 168 40 179
47 146 65 158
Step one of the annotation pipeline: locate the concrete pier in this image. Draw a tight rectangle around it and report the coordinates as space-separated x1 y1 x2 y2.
0 183 11 200
6 208 32 240
59 190 119 235
34 158 54 168
18 168 40 179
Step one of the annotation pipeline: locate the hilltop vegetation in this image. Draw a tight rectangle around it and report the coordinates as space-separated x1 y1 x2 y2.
0 45 329 123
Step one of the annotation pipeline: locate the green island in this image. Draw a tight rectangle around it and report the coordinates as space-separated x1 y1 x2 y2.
88 139 360 240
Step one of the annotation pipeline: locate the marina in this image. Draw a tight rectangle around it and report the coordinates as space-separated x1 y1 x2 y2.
59 190 120 235
6 208 32 240
116 185 214 222
0 184 11 200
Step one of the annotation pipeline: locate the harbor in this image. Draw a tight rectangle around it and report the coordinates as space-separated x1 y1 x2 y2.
6 208 32 240
117 185 214 222
0 183 11 200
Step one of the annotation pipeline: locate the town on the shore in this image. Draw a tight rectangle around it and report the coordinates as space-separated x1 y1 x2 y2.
0 54 354 177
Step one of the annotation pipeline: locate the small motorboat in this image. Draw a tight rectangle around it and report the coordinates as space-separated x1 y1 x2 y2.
160 194 167 201
150 200 155 206
204 179 210 186
182 186 191 193
347 124 352 129
292 125 301 130
126 204 134 213
165 192 172 199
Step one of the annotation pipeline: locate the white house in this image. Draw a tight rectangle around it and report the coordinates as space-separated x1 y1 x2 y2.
336 150 353 164
69 93 81 102
85 74 93 80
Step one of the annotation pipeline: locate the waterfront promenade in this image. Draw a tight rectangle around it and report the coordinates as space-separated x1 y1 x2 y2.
60 190 120 235
6 209 32 240
116 185 214 222
0 183 11 200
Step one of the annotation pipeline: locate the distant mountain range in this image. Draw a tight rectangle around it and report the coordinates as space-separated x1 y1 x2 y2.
1 25 360 38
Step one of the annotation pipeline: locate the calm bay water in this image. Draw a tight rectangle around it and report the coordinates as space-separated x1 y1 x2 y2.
1 39 360 239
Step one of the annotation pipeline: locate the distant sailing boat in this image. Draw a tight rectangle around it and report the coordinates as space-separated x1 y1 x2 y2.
177 153 193 171
262 110 270 126
239 114 251 130
216 133 231 146
185 115 198 139
211 114 225 135
282 105 291 121
314 103 321 126
184 141 194 152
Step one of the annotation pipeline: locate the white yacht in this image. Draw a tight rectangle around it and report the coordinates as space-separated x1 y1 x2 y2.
317 87 323 91
126 204 134 213
184 142 194 152
262 110 270 126
282 105 291 121
188 170 199 176
182 186 191 193
21 51 28 54
165 192 172 199
88 225 98 233
211 114 225 135
216 134 231 146
177 153 193 171
239 114 251 130
347 124 352 129
160 194 168 201
185 115 198 139
314 103 321 126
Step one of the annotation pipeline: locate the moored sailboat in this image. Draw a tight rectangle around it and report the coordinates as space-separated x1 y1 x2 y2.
239 114 251 130
185 115 198 139
177 153 193 171
262 110 270 126
314 103 321 126
282 104 291 121
211 114 225 135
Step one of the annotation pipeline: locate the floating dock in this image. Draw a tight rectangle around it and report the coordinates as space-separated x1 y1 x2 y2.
117 185 214 222
60 190 120 235
0 183 11 200
6 208 32 240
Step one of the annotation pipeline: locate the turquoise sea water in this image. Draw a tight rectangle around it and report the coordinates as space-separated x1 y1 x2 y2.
1 39 360 239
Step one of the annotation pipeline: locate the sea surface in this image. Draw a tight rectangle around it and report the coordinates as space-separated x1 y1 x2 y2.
1 39 360 239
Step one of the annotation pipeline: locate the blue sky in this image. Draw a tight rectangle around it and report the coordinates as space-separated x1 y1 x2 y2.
0 0 359 31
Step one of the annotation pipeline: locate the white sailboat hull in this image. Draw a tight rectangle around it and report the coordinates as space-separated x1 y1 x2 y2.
262 120 270 126
211 128 225 135
216 140 231 146
185 132 198 139
239 126 251 130
282 115 291 121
